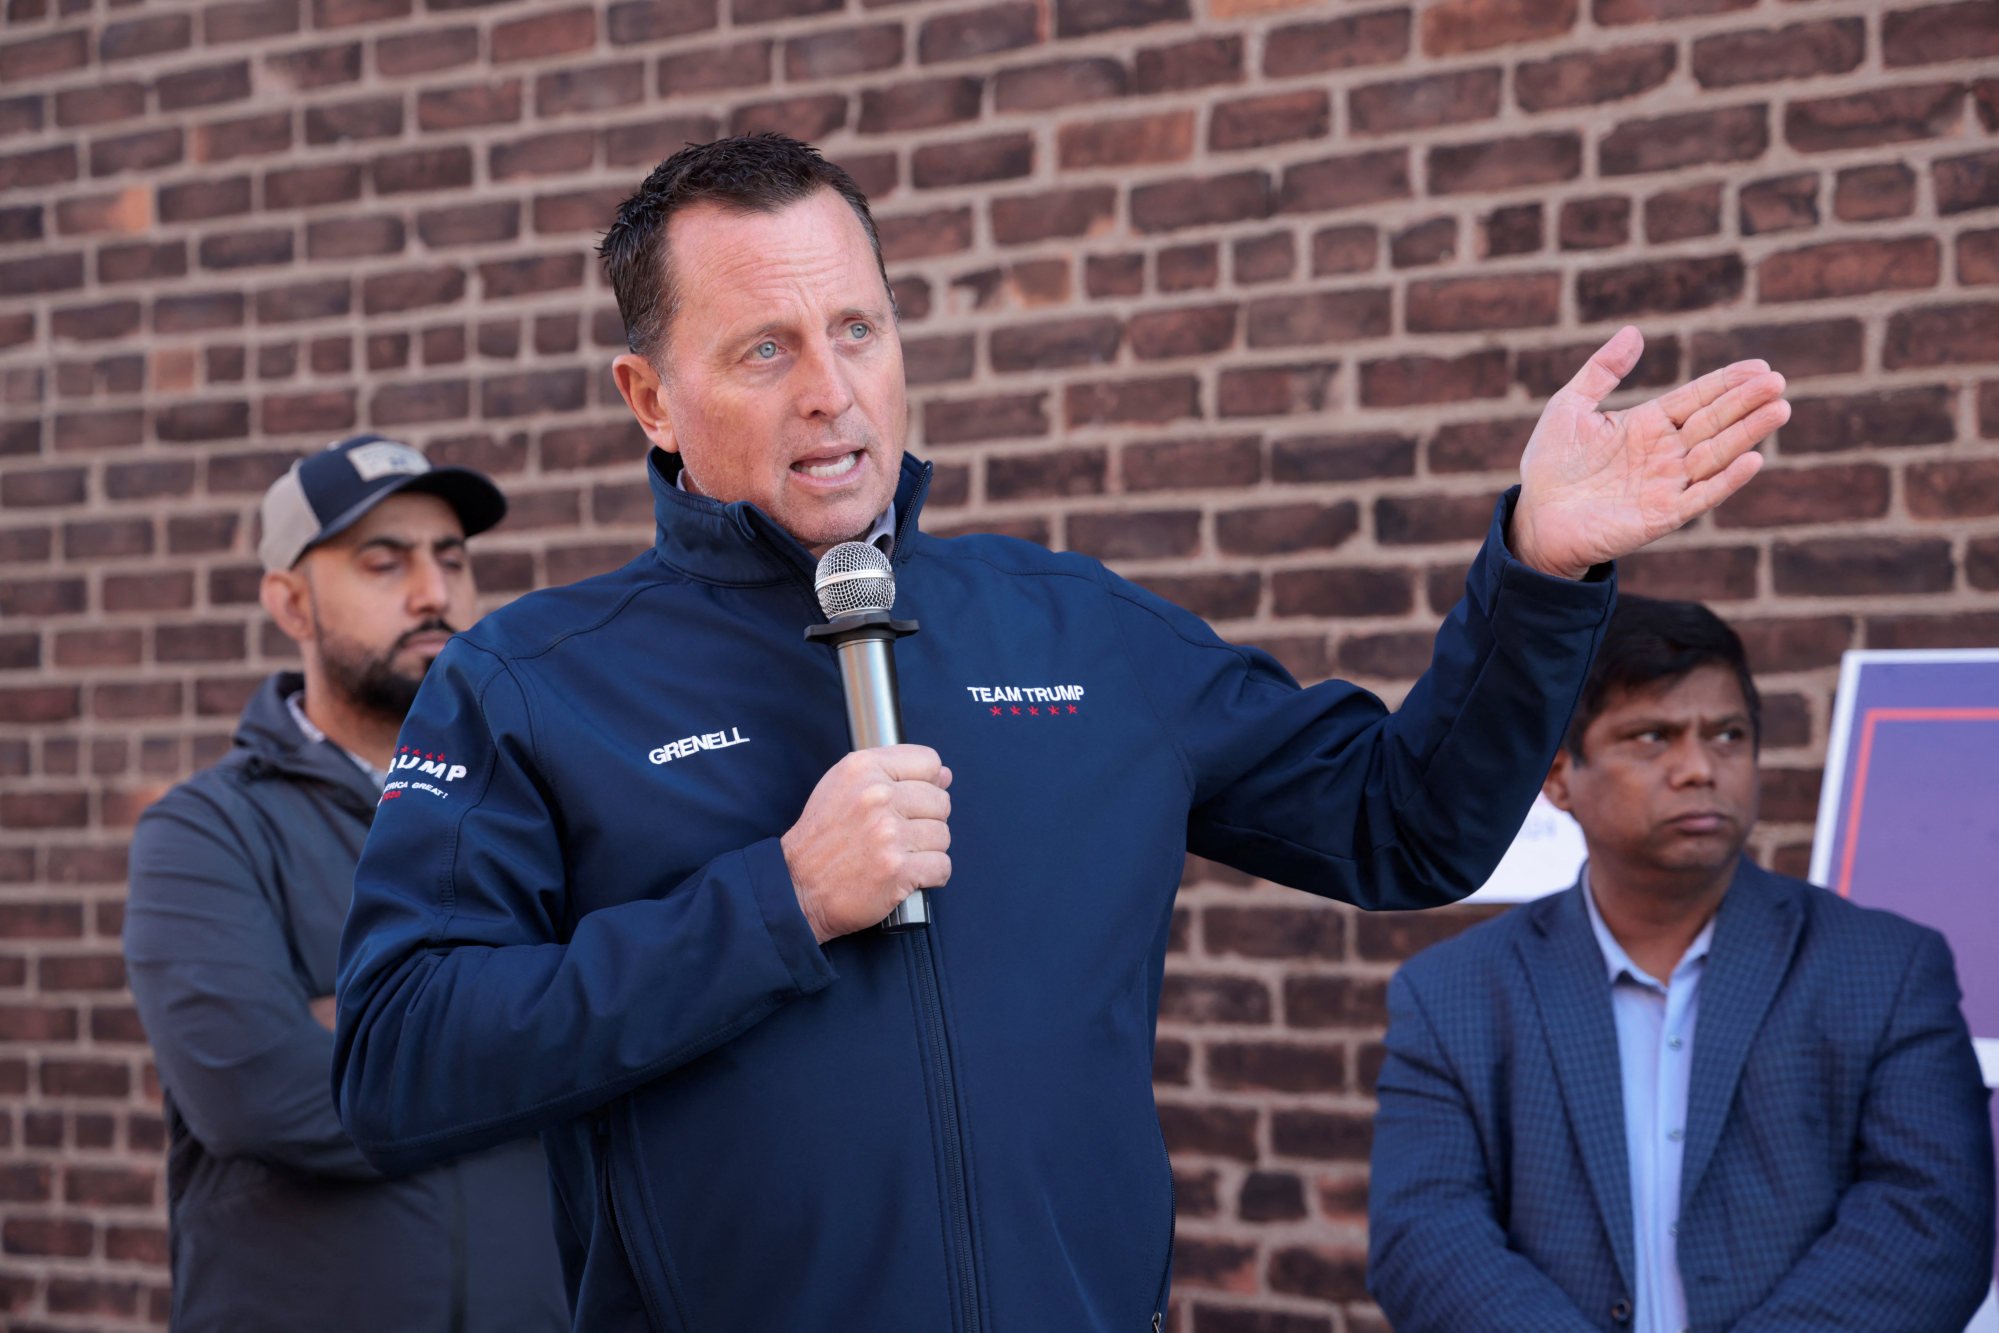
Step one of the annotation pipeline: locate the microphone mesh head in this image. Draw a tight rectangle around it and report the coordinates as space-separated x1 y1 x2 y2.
814 541 895 618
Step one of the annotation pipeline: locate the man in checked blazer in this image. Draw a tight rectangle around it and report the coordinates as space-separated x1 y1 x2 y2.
1368 595 1995 1332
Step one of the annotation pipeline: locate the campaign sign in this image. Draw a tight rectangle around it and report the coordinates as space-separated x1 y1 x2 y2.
1809 649 1999 1330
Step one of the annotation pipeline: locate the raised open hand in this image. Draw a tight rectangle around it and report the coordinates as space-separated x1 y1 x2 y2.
1511 326 1789 579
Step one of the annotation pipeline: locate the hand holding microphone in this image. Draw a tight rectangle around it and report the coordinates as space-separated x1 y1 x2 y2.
785 542 948 940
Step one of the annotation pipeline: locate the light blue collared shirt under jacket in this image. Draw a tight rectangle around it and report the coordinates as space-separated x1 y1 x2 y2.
1584 873 1717 1333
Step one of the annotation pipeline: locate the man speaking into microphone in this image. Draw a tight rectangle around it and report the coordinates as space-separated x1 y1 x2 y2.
333 134 1790 1331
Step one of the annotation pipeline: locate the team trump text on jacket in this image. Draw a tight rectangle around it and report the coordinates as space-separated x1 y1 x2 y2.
333 450 1615 1332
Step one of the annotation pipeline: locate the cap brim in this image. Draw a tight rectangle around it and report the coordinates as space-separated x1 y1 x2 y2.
303 466 508 558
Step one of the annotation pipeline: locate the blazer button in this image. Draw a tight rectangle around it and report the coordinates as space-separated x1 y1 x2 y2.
1610 1299 1633 1323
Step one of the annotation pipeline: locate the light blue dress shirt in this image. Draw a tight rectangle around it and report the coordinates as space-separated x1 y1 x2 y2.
1584 873 1716 1333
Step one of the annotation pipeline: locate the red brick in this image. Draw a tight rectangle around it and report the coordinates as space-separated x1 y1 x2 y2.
1210 1041 1343 1093
1273 566 1414 618
1129 304 1237 360
786 23 902 80
1408 273 1560 332
257 279 350 324
1560 195 1631 250
1241 290 1389 349
1595 0 1751 21
1134 35 1240 93
1714 463 1889 527
1157 1101 1258 1161
1217 502 1357 556
990 316 1122 373
1834 163 1916 222
729 94 847 140
994 57 1127 111
0 145 77 191
490 131 592 182
924 392 1049 446
492 7 595 62
1132 171 1272 233
1690 318 1862 380
205 0 302 45
1264 8 1409 77
1 466 86 507
1694 19 1862 88
1157 243 1218 292
1268 1246 1368 1301
1645 181 1722 244
41 1057 132 1098
58 80 147 127
64 518 152 559
101 13 192 61
1773 537 1953 596
375 145 474 194
1211 90 1330 151
103 571 193 612
371 380 469 426
1279 149 1409 215
1578 253 1744 320
0 683 80 722
1866 612 1999 651
1233 231 1295 284
1936 151 1999 217
1620 544 1758 600
1516 43 1674 112
199 228 295 270
1360 350 1509 406
160 61 254 112
1738 173 1819 236
1884 1 1999 68
1422 0 1576 55
1969 537 1999 590
265 162 363 210
1071 505 1191 559
1057 0 1188 39
91 127 186 176
1601 104 1767 177
734 0 838 21
376 25 478 75
1429 132 1580 194
859 76 980 135
2 1217 93 1257
314 0 408 25
1218 363 1339 419
1907 460 1999 519
1272 432 1416 482
1122 435 1262 492
609 0 718 43
658 38 772 94
482 369 587 418
989 188 1113 247
1058 110 1192 169
1066 376 1201 428
911 132 1033 189
987 449 1107 501
1758 237 1938 303
1786 83 1964 153
418 202 520 249
920 3 1038 63
0 31 88 82
1175 1236 1258 1291
1884 302 1999 368
1962 230 1999 286
306 213 405 260
1350 69 1501 136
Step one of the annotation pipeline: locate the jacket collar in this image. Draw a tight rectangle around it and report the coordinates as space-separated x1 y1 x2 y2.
1515 858 1804 1290
232 672 381 815
646 448 933 587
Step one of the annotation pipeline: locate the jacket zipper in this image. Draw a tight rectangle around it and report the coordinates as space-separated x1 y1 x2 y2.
598 1115 667 1331
909 931 980 1333
448 1162 468 1333
1151 1131 1176 1331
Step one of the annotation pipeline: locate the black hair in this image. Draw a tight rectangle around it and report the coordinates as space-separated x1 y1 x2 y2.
1565 594 1761 758
597 133 893 360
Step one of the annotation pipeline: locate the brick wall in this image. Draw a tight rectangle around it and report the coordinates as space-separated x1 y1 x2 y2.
1 0 1995 1325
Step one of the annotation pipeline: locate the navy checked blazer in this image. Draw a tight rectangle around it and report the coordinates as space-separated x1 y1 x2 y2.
1368 859 1995 1332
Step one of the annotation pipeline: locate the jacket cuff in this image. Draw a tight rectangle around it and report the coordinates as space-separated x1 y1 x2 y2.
1485 486 1618 627
742 837 838 997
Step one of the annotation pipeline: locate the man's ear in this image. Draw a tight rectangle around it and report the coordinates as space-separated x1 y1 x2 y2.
612 353 677 455
1543 747 1575 814
260 569 314 647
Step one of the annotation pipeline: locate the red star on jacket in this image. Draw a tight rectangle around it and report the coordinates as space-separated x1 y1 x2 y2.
1067 705 1078 714
990 706 1001 716
1009 706 1021 716
1028 706 1039 715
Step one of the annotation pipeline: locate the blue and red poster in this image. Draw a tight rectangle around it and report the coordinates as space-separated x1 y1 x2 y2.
1811 649 1999 1331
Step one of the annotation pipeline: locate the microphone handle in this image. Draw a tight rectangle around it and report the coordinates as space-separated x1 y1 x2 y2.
833 635 930 932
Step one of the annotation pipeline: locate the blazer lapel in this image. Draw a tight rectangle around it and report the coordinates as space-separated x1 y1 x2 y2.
1518 882 1636 1295
1678 861 1803 1210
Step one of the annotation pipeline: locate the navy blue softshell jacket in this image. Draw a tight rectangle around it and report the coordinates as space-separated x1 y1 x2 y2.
335 449 1616 1332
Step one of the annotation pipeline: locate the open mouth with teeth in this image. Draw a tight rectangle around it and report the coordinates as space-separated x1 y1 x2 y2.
793 452 861 481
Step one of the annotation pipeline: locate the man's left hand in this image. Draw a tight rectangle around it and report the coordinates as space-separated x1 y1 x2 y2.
1511 325 1789 579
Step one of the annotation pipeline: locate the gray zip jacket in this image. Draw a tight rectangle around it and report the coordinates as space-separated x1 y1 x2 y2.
124 672 569 1332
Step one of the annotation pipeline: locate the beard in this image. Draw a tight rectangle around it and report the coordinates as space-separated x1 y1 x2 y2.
313 615 453 723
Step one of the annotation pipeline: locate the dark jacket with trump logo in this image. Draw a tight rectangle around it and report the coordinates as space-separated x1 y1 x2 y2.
124 674 569 1332
334 449 1614 1332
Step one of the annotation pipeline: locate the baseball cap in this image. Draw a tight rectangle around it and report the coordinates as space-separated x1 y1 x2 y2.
258 434 508 572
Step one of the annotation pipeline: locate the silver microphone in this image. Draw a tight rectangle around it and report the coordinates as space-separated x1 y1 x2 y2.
805 543 929 932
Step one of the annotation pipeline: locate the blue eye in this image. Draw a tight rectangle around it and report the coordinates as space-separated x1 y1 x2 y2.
753 341 778 360
849 322 870 340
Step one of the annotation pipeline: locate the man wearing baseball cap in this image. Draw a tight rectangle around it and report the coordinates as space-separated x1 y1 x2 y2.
122 436 567 1331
